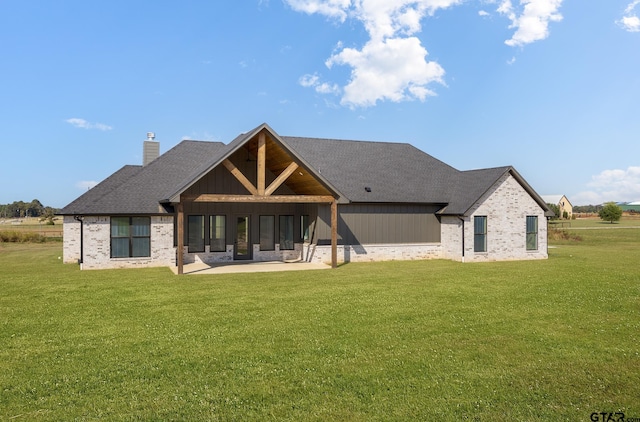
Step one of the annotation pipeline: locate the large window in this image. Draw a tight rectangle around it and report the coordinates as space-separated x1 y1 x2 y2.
210 215 226 252
111 217 150 258
260 215 275 251
474 216 487 253
526 216 538 250
188 215 205 253
279 215 294 250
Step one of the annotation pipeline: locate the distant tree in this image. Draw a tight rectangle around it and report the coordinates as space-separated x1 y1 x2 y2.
574 205 600 213
1 200 58 219
40 207 56 225
598 202 623 223
28 199 45 217
547 203 560 220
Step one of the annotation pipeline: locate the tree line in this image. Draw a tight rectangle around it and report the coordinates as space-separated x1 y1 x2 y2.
0 200 60 221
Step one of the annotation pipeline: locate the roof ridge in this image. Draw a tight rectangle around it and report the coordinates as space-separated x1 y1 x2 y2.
282 135 413 147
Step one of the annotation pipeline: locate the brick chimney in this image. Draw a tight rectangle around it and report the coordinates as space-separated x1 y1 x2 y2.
143 132 159 166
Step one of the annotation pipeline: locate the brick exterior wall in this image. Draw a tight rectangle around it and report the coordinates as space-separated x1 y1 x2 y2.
306 243 442 265
180 244 303 264
62 172 547 269
443 173 548 262
63 215 81 264
63 216 175 270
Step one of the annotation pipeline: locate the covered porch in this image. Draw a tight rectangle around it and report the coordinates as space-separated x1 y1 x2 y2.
171 125 340 274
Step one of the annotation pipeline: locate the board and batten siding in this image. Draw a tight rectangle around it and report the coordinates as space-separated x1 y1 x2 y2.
182 151 297 197
315 203 441 245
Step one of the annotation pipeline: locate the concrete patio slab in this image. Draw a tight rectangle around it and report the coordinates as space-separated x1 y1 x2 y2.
170 260 331 275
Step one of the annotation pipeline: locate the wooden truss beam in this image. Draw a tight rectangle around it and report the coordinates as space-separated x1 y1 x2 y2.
185 194 334 204
265 162 299 196
222 159 258 196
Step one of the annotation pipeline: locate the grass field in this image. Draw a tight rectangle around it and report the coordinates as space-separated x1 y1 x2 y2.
0 217 63 240
1 220 639 420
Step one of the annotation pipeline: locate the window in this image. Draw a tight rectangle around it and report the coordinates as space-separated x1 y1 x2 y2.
474 216 487 253
301 215 310 242
210 215 226 252
110 217 150 258
260 215 275 251
188 215 205 253
280 215 294 250
526 216 538 250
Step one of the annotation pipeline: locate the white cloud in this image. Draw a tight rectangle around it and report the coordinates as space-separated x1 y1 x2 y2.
498 0 563 47
299 73 320 87
76 181 98 191
327 36 444 107
288 0 564 108
285 0 351 21
66 118 113 131
286 0 460 108
573 166 640 205
618 1 640 32
298 73 341 95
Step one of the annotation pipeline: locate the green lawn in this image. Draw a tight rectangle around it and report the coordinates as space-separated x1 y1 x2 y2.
1 224 639 421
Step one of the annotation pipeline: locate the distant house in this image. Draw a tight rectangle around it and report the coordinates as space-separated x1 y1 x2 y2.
61 123 553 273
542 194 573 219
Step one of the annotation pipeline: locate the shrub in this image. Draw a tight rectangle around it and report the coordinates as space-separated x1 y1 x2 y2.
0 231 59 243
548 228 582 242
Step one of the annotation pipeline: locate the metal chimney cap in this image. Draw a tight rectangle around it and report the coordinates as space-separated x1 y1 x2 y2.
146 132 156 140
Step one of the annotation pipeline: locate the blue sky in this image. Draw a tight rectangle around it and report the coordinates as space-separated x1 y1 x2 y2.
1 0 639 208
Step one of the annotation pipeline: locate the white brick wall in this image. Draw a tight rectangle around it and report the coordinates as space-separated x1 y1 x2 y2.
440 216 464 261
180 244 303 264
63 215 81 264
459 173 548 262
64 216 175 270
307 243 442 265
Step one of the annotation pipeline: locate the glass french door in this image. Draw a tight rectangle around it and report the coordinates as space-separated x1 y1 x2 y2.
234 215 251 260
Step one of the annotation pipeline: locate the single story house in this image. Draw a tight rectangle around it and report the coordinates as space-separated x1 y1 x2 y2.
61 123 552 273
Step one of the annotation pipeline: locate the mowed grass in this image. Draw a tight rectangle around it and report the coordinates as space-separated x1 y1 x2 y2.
1 224 639 420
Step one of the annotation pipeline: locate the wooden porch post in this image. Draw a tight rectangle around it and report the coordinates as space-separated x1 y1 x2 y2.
177 201 184 275
331 199 338 269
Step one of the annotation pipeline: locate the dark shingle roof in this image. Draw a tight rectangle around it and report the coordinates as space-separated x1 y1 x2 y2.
61 125 549 216
440 166 512 215
61 140 227 215
282 136 458 203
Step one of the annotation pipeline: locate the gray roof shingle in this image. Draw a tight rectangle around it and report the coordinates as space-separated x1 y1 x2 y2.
61 125 549 216
282 136 458 204
61 140 227 215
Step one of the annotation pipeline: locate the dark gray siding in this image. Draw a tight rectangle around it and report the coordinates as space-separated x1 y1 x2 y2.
183 151 296 197
181 202 308 248
315 203 441 245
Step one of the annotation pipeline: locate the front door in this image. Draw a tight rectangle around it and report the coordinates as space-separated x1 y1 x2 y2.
234 215 251 260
